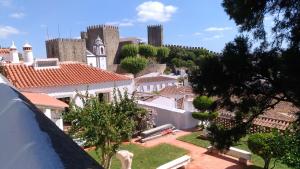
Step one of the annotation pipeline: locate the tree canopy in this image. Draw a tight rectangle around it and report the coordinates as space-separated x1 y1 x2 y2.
120 44 139 59
120 56 148 75
138 44 157 58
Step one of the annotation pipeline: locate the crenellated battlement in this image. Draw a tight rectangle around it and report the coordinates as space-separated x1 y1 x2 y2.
147 24 163 28
87 24 119 31
164 44 220 55
46 38 85 43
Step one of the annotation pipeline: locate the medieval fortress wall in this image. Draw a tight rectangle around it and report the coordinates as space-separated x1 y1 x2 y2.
45 24 214 71
45 38 86 62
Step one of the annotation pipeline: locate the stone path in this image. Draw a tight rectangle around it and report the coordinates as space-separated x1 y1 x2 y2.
132 130 246 169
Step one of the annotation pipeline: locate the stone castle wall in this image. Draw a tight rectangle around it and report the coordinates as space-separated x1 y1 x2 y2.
86 25 120 70
147 25 163 47
46 38 86 62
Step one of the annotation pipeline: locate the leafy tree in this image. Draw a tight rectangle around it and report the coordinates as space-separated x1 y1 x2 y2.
222 0 300 48
138 44 157 58
121 44 138 59
64 90 135 169
192 96 218 129
156 47 170 63
248 132 283 169
120 57 148 76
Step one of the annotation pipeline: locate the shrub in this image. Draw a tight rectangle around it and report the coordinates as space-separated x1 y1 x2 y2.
121 44 139 58
156 47 170 63
120 56 148 75
139 44 157 58
193 96 214 111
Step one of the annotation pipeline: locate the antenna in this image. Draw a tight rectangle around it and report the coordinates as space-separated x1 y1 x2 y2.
46 26 49 40
57 24 61 38
69 29 72 38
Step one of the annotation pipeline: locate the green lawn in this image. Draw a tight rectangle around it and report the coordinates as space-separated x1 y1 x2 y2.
177 132 291 169
88 143 188 169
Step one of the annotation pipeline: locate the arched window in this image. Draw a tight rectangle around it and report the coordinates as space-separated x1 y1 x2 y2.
101 47 104 55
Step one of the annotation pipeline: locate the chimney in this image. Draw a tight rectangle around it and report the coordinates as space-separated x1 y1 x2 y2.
23 42 34 65
9 41 19 63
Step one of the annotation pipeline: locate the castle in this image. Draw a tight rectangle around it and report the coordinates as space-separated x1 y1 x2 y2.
45 25 164 71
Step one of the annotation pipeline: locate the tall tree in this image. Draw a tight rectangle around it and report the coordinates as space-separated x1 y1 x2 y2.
64 90 137 169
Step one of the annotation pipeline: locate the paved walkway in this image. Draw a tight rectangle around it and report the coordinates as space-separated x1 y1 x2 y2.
132 130 246 169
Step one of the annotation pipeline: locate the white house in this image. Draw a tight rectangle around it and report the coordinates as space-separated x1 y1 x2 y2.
22 92 68 130
137 86 198 129
135 75 178 93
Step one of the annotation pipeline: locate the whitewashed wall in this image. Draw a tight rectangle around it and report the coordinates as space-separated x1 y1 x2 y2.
136 80 177 93
24 80 134 105
138 100 199 129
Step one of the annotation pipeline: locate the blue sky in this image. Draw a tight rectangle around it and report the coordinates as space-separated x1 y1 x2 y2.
0 0 241 58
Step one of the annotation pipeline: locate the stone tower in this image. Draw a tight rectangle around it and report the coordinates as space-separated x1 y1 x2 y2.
46 38 86 62
147 25 163 47
86 25 120 69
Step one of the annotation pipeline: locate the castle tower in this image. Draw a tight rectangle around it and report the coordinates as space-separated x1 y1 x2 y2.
147 25 163 47
23 42 34 65
45 38 86 62
9 41 19 63
86 25 120 70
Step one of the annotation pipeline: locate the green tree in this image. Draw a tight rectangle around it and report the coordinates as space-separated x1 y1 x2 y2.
138 44 157 58
121 44 139 59
156 47 170 63
248 132 283 169
192 96 218 129
120 56 148 76
64 90 135 169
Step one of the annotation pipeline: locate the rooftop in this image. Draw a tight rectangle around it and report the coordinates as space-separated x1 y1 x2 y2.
2 62 131 89
22 92 69 109
135 76 176 84
0 48 10 55
0 80 102 169
159 86 194 96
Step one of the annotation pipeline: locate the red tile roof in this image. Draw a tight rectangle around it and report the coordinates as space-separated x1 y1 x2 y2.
135 76 176 84
159 86 194 96
2 62 131 89
22 92 69 109
0 48 10 55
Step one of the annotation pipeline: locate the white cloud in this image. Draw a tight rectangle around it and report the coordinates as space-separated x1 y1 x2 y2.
10 12 25 19
204 27 232 32
0 25 20 39
194 32 202 36
0 0 11 6
106 19 134 27
203 35 224 41
136 1 177 22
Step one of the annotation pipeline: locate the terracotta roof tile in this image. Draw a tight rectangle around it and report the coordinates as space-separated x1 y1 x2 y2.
159 86 194 96
135 76 176 84
22 92 69 109
0 48 10 55
2 63 131 89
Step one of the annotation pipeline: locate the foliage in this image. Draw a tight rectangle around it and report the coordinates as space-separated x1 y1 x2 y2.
248 132 283 169
222 0 300 48
120 56 148 75
193 96 214 110
138 44 157 58
156 47 170 63
120 44 139 59
88 143 188 169
64 89 153 169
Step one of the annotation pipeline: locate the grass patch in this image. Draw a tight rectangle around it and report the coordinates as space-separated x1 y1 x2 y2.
88 143 188 169
177 132 291 169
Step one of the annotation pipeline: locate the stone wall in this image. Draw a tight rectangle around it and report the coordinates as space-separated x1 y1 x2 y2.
86 25 120 70
111 63 166 77
147 25 163 47
46 38 86 62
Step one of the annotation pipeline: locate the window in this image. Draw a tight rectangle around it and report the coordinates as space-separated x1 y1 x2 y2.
101 47 104 55
97 92 110 102
57 97 70 105
147 85 150 91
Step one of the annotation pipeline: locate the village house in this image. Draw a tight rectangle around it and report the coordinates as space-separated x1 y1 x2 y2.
135 74 178 93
